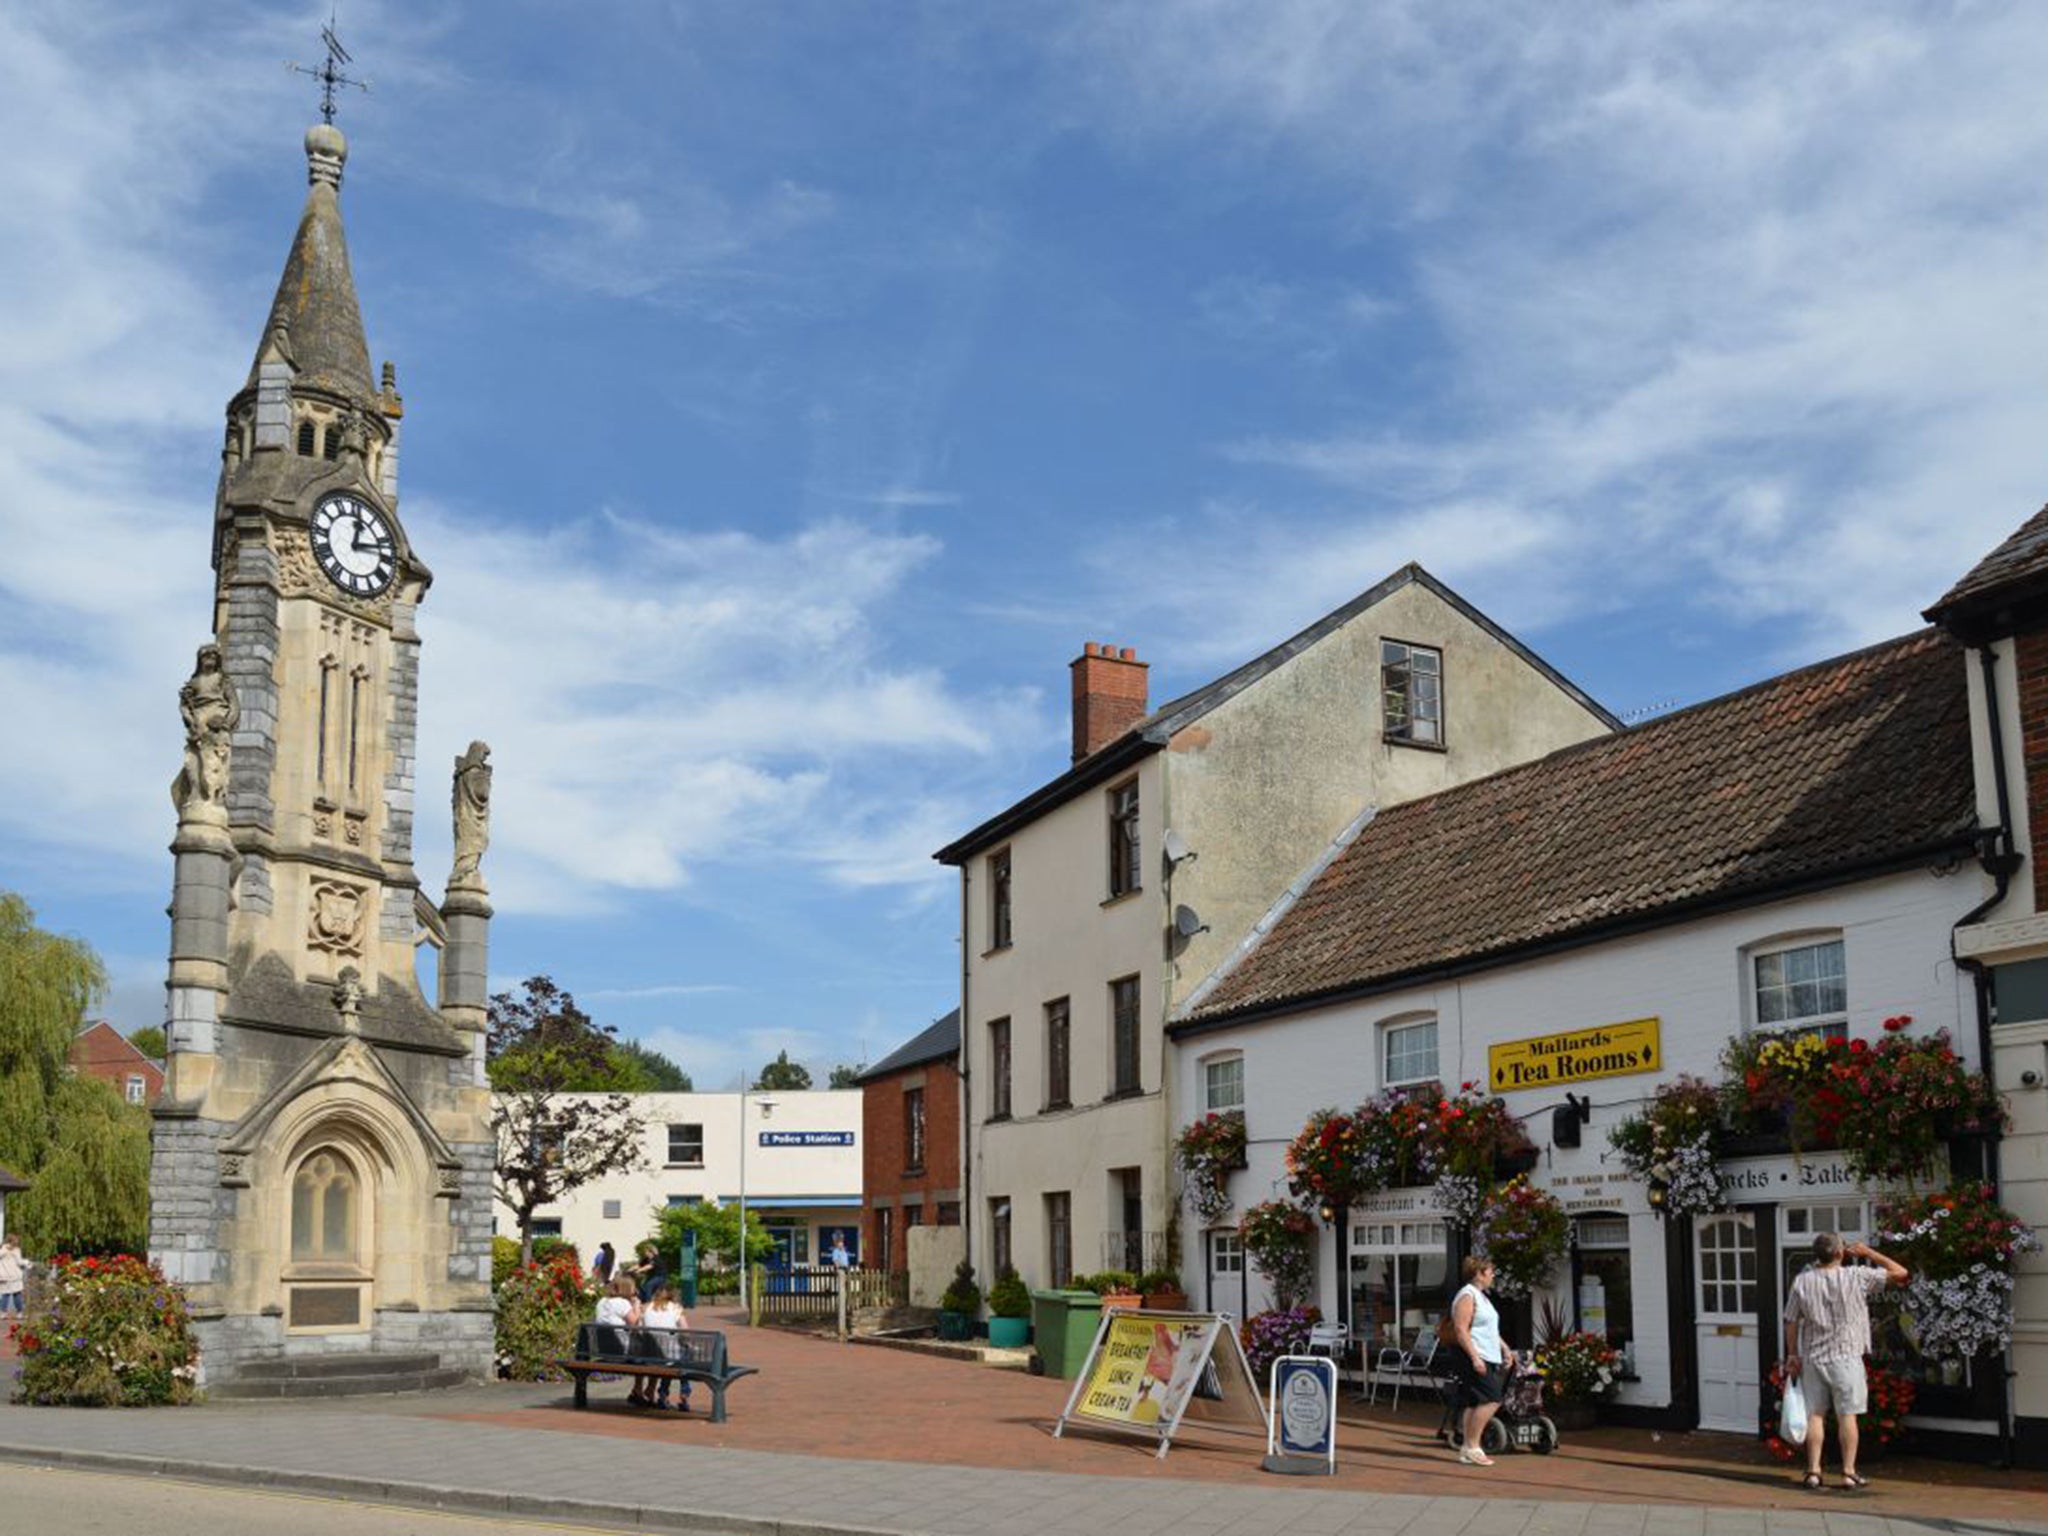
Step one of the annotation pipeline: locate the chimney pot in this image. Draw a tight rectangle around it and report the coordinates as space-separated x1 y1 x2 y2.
1070 641 1150 762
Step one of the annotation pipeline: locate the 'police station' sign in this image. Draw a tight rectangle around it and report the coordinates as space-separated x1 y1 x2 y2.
1488 1018 1661 1090
759 1131 856 1148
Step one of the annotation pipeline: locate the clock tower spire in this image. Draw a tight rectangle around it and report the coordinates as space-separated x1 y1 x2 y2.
153 106 495 1394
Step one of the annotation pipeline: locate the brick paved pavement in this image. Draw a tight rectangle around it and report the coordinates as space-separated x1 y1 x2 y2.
2 1310 2042 1536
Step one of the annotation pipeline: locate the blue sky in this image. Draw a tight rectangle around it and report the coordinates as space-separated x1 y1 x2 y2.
5 2 2048 1088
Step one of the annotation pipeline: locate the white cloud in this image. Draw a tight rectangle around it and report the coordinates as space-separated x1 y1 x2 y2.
1053 2 2048 665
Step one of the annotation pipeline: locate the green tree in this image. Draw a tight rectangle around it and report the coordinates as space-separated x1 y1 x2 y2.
650 1199 774 1269
753 1049 812 1091
488 976 648 1262
828 1062 865 1089
0 892 148 1257
126 1025 168 1061
610 1038 693 1092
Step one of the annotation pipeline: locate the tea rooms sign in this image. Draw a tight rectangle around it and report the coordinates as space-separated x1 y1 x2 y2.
1488 1018 1661 1090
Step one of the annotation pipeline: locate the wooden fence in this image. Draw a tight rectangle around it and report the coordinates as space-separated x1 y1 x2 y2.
747 1265 909 1325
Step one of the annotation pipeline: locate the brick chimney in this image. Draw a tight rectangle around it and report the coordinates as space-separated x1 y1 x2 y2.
1070 642 1149 762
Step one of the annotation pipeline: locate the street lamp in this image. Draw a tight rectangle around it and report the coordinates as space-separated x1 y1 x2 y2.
737 1091 778 1316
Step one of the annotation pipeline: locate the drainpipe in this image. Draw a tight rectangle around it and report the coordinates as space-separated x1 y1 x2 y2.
958 866 973 1286
1951 643 2021 1467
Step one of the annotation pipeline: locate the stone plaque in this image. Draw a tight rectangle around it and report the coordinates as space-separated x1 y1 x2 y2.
289 1285 362 1329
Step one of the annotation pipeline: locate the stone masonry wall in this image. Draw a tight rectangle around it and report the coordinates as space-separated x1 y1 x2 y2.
223 537 280 852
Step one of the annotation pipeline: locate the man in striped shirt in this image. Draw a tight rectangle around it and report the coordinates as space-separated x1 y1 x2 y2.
1782 1231 1910 1490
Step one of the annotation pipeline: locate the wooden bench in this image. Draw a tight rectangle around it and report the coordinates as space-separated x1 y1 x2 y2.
553 1323 758 1424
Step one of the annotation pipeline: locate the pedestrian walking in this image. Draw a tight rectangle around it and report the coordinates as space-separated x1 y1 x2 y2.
0 1235 25 1316
1783 1232 1910 1491
1449 1254 1517 1466
591 1240 616 1284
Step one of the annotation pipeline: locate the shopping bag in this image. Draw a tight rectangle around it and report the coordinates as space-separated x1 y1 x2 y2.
1780 1375 1808 1445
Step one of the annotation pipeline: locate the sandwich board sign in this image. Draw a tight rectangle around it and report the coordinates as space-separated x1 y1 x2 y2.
1263 1355 1337 1475
1053 1307 1268 1460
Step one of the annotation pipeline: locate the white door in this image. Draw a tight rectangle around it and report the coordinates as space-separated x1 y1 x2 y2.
1694 1212 1759 1433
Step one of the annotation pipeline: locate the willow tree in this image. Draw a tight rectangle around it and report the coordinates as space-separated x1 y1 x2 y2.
0 890 149 1255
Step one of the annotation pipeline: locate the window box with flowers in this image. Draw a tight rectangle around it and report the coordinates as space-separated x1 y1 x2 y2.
1175 1110 1248 1224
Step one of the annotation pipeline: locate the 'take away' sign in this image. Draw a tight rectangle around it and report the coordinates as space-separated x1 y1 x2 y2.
1488 1018 1661 1090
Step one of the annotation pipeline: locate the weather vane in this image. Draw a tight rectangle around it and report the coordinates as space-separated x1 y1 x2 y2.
287 11 371 125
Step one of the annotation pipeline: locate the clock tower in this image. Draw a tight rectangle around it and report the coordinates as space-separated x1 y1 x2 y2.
151 120 496 1392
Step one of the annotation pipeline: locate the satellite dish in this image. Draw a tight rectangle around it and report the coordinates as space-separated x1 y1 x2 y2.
1173 904 1209 939
1162 828 1196 868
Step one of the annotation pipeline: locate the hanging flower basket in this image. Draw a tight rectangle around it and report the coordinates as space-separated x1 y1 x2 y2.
1877 1182 2041 1361
1239 1199 1318 1311
1472 1177 1568 1298
1349 1089 1443 1192
1608 1075 1726 1219
1431 1083 1536 1182
1284 1108 1374 1212
1175 1111 1248 1223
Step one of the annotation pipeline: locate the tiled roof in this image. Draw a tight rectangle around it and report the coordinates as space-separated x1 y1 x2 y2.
858 1010 960 1081
1181 629 1976 1026
1926 503 2048 629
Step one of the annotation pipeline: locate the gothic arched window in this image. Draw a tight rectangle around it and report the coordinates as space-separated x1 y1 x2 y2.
297 420 317 457
322 426 341 461
290 1149 359 1264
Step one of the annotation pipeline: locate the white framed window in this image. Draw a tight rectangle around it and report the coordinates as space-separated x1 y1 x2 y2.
1211 1231 1245 1274
1381 1017 1438 1087
1202 1053 1245 1113
1382 640 1443 746
666 1123 705 1166
125 1074 146 1104
1750 935 1846 1037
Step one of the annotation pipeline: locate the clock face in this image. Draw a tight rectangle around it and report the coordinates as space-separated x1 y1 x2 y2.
309 492 397 597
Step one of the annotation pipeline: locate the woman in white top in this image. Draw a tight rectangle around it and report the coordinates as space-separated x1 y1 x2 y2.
1450 1254 1518 1466
641 1285 691 1411
593 1275 649 1405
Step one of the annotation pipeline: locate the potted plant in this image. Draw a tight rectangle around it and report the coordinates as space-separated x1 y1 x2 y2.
1532 1330 1621 1430
1088 1269 1142 1311
938 1260 980 1341
987 1266 1031 1347
1137 1269 1188 1310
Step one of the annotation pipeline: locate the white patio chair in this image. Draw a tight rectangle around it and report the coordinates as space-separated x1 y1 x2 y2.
1369 1323 1440 1410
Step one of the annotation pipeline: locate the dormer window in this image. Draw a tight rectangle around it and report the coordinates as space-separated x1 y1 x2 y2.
297 420 317 457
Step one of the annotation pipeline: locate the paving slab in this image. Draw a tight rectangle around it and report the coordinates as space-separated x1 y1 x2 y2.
3 1312 2042 1536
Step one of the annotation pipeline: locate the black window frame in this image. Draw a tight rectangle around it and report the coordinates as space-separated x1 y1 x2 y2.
988 1017 1012 1120
1107 779 1141 898
1108 975 1142 1098
987 847 1013 950
1044 996 1071 1109
1046 1190 1073 1288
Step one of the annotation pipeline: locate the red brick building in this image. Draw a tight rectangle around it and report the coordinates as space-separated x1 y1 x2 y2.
856 1010 961 1272
70 1020 164 1106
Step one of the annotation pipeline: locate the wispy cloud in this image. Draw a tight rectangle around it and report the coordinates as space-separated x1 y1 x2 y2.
1052 2 2048 669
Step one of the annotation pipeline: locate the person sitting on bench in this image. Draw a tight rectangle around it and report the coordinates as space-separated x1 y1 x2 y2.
593 1275 647 1405
642 1285 693 1412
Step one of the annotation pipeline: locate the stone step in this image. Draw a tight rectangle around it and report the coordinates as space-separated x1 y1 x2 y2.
233 1351 443 1381
210 1366 470 1400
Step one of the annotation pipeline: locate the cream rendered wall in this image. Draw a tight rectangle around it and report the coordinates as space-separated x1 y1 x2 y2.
1166 580 1613 1012
966 755 1166 1290
495 1090 863 1266
1173 870 1984 1415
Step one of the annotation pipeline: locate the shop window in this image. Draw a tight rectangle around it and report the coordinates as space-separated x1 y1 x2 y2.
1750 935 1846 1038
1572 1213 1636 1364
1349 1218 1450 1349
1202 1052 1244 1113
